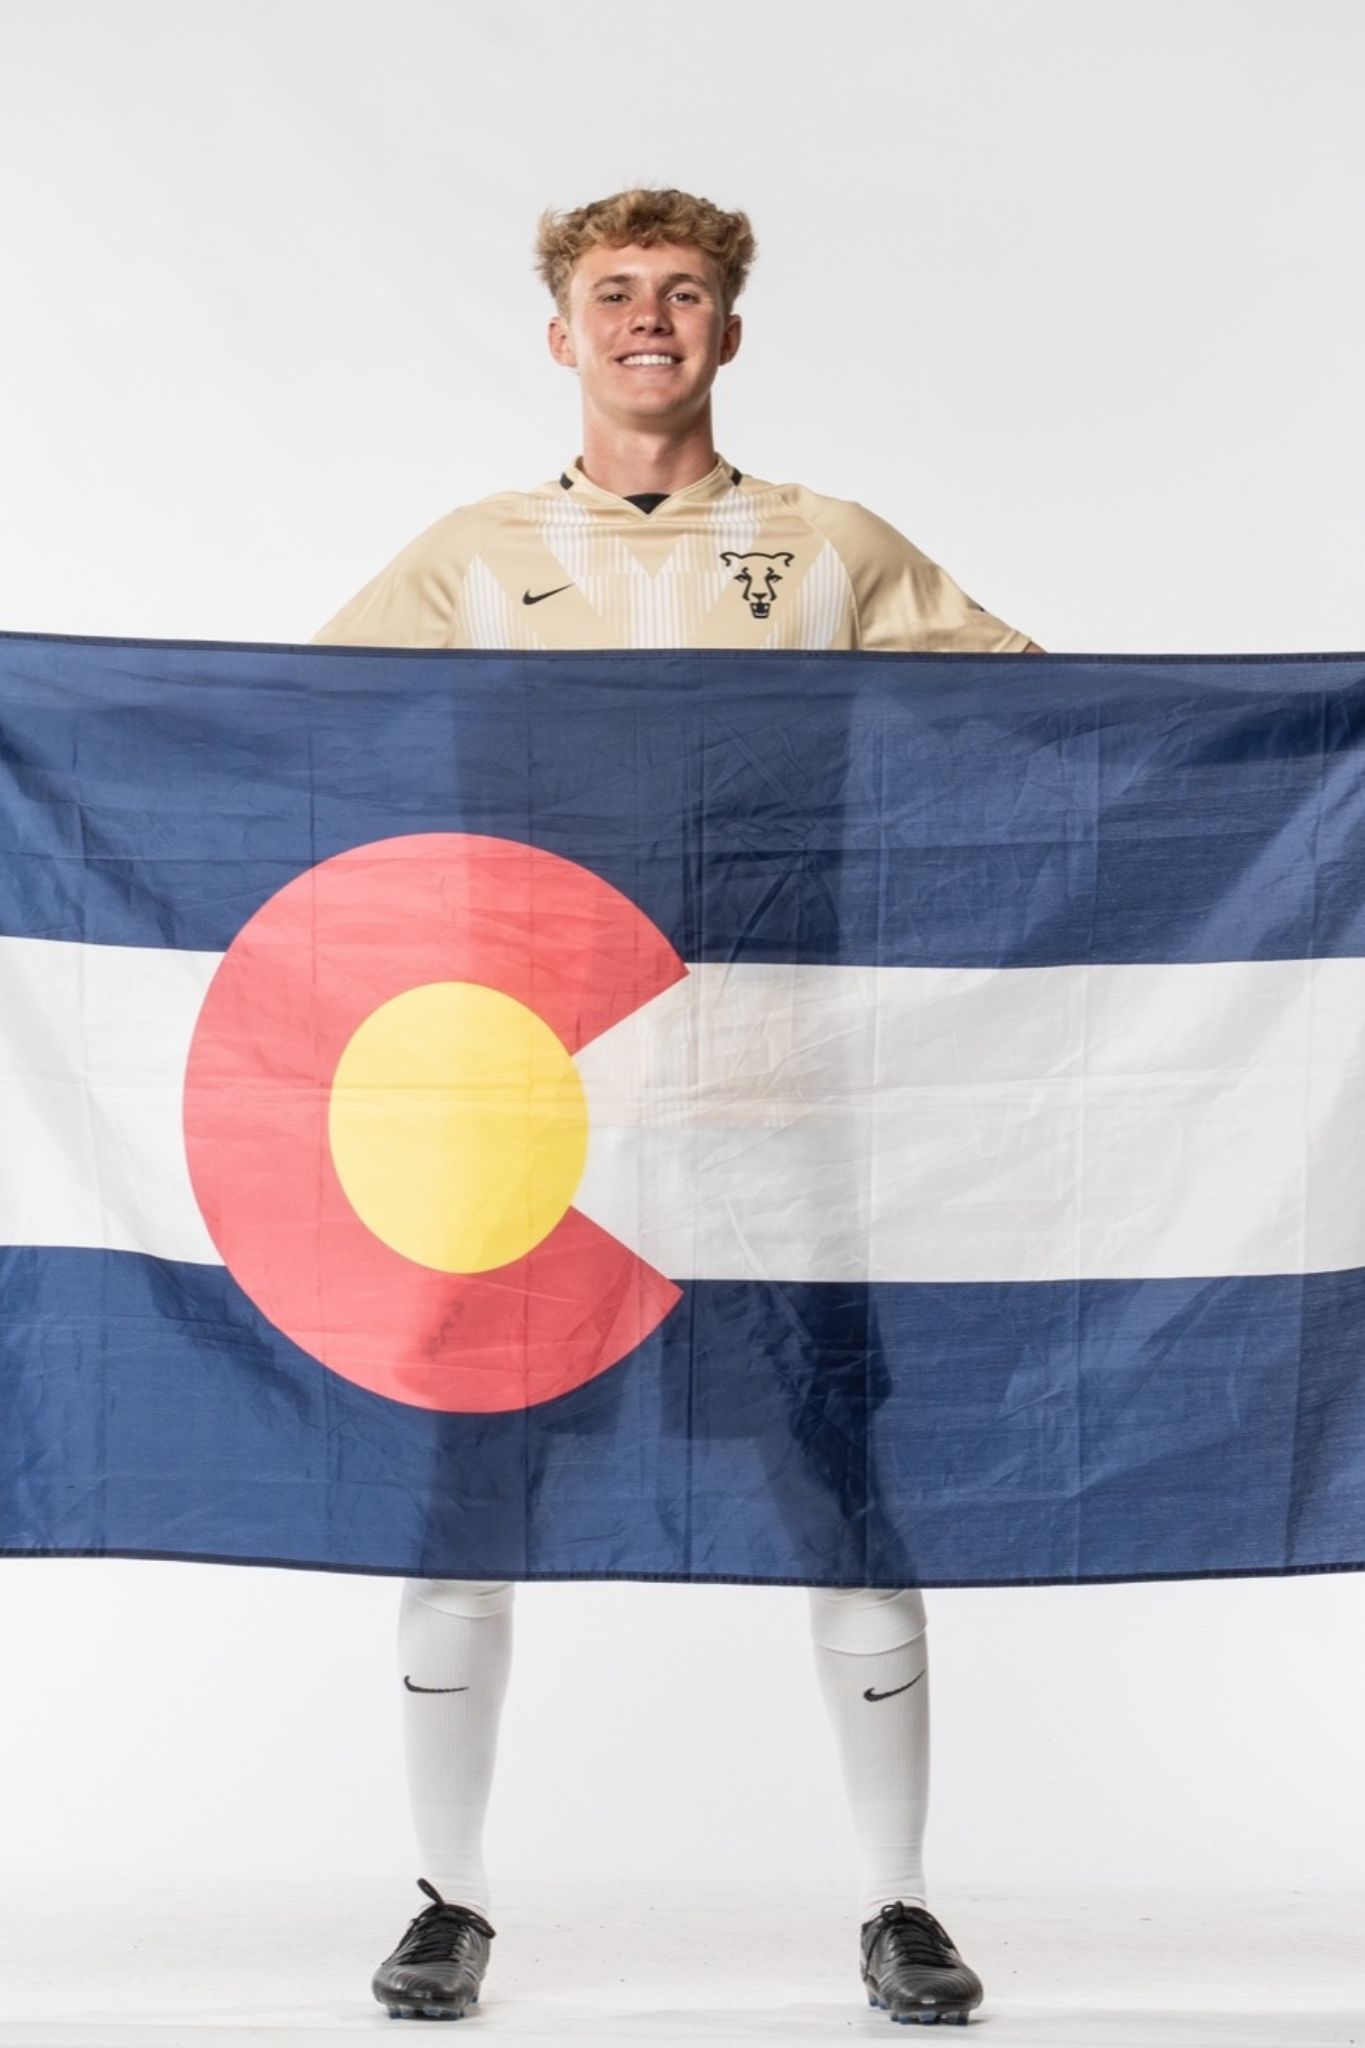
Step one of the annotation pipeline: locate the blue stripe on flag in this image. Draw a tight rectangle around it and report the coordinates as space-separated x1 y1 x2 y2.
2 1247 1362 1585
2 634 1365 965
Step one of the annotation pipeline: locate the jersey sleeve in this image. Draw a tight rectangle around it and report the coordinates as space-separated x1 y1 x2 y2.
309 510 468 647
799 495 1033 654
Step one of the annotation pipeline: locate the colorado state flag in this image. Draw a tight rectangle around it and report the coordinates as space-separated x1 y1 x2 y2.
2 630 1365 1587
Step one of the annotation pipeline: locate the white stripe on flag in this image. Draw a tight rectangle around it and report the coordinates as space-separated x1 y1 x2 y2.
0 936 219 1263
3 938 1364 1282
573 958 1365 1282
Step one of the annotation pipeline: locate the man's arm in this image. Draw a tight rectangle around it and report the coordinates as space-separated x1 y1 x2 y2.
310 507 472 647
794 494 1041 655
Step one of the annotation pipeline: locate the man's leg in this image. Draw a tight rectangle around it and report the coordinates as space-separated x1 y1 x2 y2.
399 1576 514 1914
371 1578 513 2019
808 1586 930 1917
809 1586 983 2025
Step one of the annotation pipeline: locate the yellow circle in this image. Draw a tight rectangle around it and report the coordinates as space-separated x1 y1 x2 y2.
328 981 588 1273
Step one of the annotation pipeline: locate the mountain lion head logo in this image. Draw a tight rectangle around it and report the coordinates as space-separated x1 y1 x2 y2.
720 550 795 620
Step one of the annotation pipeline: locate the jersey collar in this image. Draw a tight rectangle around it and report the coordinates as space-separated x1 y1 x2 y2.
557 453 743 514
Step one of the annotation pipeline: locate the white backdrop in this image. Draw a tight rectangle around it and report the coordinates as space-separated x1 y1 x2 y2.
0 0 1363 1904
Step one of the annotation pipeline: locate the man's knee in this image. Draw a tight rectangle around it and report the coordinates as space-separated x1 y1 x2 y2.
808 1585 927 1655
404 1579 516 1620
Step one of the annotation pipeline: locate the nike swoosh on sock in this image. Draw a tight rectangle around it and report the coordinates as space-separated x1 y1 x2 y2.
863 1670 926 1703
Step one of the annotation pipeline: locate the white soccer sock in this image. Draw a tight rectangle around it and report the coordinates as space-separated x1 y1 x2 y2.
397 1578 515 1918
808 1587 930 1924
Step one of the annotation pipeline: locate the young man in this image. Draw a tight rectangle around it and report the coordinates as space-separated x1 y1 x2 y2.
313 186 1043 2027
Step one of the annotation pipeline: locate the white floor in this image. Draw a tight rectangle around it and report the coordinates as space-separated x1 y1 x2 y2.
0 1882 1359 2047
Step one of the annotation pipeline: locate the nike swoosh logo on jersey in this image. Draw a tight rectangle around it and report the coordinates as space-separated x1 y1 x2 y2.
403 1676 470 1693
523 583 573 606
863 1671 925 1703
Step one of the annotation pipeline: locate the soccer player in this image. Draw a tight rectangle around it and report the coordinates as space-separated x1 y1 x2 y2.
313 186 1044 2027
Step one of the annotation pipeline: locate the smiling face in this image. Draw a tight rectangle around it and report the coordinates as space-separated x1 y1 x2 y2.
547 239 742 437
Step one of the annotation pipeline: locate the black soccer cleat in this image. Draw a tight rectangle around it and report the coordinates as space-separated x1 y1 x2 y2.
372 1877 496 2021
860 1901 984 2026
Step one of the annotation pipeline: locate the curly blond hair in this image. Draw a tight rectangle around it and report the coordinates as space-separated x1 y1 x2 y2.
535 187 757 316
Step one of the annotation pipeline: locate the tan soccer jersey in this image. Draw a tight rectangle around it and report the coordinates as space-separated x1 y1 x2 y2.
312 453 1031 655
